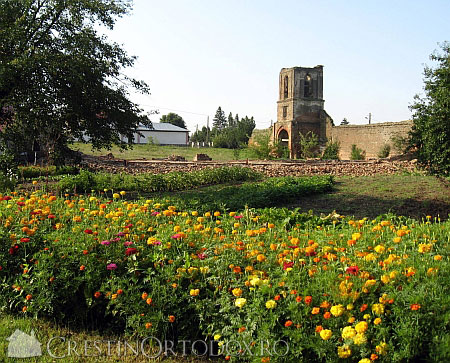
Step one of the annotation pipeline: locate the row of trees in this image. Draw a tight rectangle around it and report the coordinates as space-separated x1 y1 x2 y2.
191 106 256 149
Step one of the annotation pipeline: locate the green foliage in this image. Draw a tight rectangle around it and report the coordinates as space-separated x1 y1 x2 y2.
377 144 391 158
350 144 366 160
213 115 256 149
174 175 334 211
0 0 150 163
18 165 79 179
190 126 211 143
160 113 187 129
298 131 319 159
248 130 275 159
57 167 262 193
212 106 227 132
321 141 340 160
409 42 450 175
340 118 349 125
0 147 18 191
391 133 409 154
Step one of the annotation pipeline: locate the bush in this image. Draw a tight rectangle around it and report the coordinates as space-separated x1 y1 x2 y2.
377 144 391 158
391 133 409 154
350 144 366 160
321 141 340 160
57 167 262 193
298 131 319 159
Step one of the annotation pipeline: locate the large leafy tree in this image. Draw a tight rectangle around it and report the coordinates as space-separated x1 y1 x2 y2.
409 42 450 175
160 112 187 129
0 0 150 163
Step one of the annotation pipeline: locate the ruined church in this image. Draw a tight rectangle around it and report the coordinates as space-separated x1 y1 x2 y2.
271 65 412 159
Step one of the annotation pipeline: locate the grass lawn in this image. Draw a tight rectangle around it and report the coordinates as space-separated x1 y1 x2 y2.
71 142 253 161
289 174 450 220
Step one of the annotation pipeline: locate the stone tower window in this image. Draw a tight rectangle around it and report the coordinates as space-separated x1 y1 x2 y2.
284 75 289 99
304 74 312 98
282 106 288 119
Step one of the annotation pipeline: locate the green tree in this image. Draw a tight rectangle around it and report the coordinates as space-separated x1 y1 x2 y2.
298 131 319 158
409 42 450 175
227 112 235 127
160 113 187 129
0 0 150 164
340 118 349 125
212 106 227 132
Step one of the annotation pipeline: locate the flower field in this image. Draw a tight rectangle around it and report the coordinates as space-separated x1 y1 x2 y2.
0 188 449 362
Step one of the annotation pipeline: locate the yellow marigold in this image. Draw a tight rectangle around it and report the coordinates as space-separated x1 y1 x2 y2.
311 307 320 315
374 245 385 254
364 253 377 262
355 321 368 334
341 326 357 340
235 298 247 308
372 303 385 315
266 300 277 309
352 233 362 241
418 244 432 253
337 345 352 358
380 220 390 226
330 304 345 317
381 274 390 284
393 236 402 243
353 333 367 345
358 359 371 363
434 255 442 261
319 329 333 340
189 289 200 296
375 342 388 355
232 288 243 297
374 318 382 325
256 254 266 262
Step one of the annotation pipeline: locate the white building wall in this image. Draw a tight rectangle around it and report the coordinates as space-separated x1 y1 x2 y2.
124 131 188 145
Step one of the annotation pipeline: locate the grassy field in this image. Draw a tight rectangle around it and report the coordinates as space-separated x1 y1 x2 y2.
71 142 253 161
290 174 450 220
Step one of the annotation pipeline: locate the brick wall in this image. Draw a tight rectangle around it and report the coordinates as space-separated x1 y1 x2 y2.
329 121 413 159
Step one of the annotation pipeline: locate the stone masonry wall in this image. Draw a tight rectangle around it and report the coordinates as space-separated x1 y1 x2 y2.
329 120 413 159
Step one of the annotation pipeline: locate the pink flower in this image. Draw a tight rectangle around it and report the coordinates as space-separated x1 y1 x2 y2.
151 211 160 216
197 253 207 260
117 232 125 237
234 215 243 219
101 240 111 245
107 263 117 270
125 247 138 256
171 233 182 239
151 240 162 245
123 241 133 246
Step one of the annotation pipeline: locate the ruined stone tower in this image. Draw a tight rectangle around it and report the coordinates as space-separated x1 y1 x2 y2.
272 65 333 158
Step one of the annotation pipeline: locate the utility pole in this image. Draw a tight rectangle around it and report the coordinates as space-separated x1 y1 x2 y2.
206 116 210 143
365 113 372 124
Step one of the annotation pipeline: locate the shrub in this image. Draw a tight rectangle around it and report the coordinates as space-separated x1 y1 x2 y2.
298 131 319 159
350 144 366 160
377 144 391 158
391 133 409 154
321 141 340 160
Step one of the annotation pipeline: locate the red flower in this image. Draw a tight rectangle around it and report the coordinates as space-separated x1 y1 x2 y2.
305 296 312 304
20 238 30 243
125 247 138 256
84 229 93 234
17 202 25 207
346 265 359 276
283 261 294 270
48 214 56 219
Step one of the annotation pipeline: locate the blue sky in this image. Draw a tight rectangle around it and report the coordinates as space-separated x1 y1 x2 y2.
105 0 449 132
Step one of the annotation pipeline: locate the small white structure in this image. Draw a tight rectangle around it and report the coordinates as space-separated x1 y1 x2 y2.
121 123 189 145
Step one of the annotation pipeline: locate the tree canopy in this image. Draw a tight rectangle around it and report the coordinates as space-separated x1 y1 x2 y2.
409 42 450 175
160 113 187 129
0 0 150 163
